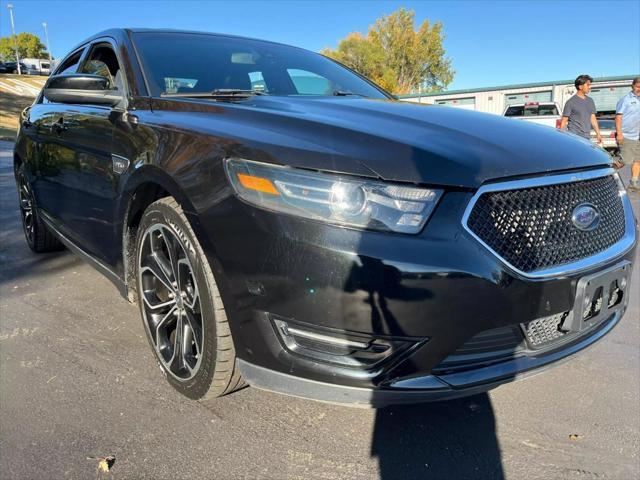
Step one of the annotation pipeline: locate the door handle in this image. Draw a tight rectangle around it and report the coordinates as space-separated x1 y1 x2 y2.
51 117 68 135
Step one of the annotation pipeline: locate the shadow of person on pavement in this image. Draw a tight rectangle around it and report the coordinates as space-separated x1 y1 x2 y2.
341 255 506 480
371 393 504 480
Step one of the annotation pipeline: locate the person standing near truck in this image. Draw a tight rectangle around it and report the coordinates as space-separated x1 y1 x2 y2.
560 75 602 144
615 77 640 191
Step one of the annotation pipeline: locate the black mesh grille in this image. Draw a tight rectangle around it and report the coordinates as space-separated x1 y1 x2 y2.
467 175 625 272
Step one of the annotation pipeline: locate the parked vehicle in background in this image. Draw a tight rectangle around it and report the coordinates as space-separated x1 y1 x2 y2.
503 102 561 128
591 116 618 153
14 29 637 407
22 58 52 76
3 61 39 75
0 62 8 74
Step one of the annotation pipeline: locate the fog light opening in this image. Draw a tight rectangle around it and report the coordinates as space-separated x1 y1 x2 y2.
271 316 420 369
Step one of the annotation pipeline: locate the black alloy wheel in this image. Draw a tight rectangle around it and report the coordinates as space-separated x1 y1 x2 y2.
135 197 244 401
138 223 204 380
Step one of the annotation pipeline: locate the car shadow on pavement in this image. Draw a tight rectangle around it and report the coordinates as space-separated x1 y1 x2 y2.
371 393 504 480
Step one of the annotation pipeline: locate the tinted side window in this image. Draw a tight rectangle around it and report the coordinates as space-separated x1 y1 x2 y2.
538 105 559 116
80 45 120 77
505 106 524 117
56 50 84 75
79 43 124 93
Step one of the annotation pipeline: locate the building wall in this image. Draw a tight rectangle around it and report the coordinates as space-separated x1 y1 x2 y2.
400 76 636 116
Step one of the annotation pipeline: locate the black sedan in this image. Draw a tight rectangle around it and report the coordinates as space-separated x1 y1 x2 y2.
14 29 637 406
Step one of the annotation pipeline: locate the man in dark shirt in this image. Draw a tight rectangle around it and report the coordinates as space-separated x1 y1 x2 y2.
560 75 602 143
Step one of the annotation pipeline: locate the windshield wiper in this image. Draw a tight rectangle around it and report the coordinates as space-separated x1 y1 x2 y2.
161 89 268 98
333 90 368 98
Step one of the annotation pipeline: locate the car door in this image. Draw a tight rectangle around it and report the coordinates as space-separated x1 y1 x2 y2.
33 47 86 227
40 40 126 267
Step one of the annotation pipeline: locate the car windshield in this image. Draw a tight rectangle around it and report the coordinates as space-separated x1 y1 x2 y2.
132 32 389 99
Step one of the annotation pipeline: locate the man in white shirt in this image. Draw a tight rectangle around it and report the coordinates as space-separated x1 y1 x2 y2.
616 77 640 190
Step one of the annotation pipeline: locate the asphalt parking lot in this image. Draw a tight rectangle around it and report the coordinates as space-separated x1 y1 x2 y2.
0 139 638 480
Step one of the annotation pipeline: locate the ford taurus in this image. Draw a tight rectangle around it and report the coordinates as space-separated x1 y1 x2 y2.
14 29 637 406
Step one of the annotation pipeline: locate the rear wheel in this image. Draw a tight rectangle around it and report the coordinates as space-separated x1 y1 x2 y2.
135 197 244 402
16 165 63 253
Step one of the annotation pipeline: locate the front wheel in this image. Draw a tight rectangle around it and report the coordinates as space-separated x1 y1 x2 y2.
135 197 244 402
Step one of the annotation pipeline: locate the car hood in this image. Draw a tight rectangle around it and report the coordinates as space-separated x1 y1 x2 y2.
162 96 613 188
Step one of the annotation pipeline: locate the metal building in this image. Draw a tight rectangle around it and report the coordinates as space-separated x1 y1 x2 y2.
398 75 637 115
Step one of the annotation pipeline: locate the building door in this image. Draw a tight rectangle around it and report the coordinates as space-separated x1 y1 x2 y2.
504 91 552 107
589 85 630 113
435 97 476 110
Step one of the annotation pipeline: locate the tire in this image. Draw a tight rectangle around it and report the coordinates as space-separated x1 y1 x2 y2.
16 164 63 253
135 197 244 402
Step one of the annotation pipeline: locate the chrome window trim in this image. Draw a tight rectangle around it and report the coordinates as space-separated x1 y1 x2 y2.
461 168 637 279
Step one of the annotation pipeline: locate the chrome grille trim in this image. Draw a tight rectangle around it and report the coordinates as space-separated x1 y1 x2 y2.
461 168 637 279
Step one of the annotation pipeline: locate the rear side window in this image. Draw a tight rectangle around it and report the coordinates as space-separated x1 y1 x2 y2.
537 105 559 116
598 119 616 129
504 106 524 116
505 105 558 117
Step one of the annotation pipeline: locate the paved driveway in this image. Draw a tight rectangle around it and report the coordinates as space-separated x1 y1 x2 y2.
1 140 638 479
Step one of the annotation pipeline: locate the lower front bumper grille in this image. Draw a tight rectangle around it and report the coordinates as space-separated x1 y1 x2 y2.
434 311 575 374
523 312 569 347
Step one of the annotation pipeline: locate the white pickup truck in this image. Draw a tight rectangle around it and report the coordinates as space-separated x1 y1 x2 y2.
503 102 561 129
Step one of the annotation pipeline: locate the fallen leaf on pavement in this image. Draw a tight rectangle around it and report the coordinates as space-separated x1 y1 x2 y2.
87 455 116 473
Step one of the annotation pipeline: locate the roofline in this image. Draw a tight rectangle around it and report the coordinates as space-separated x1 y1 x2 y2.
397 75 639 98
65 28 339 66
128 28 316 52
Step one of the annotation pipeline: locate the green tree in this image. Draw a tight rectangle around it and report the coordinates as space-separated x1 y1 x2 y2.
0 33 48 61
322 8 454 94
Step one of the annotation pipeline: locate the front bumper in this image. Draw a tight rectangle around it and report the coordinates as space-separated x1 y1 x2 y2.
237 309 623 407
199 172 637 406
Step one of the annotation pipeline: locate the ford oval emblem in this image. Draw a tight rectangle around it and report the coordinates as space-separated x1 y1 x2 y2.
571 203 600 231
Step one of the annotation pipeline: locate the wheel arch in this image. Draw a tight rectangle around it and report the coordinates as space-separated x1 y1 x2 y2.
119 165 204 303
13 150 25 179
13 151 22 170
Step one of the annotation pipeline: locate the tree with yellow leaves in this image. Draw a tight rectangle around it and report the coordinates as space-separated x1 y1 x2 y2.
321 8 454 94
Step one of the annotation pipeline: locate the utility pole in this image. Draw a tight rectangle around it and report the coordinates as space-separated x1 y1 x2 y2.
42 22 52 62
6 3 21 75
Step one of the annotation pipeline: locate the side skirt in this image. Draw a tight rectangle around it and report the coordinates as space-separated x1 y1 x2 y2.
39 210 129 299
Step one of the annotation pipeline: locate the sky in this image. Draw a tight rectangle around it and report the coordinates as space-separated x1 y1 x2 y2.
1 0 638 91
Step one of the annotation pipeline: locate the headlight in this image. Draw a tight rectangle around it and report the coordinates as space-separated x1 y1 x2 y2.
225 158 442 234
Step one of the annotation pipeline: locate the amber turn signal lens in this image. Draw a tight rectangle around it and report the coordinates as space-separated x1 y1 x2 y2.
237 173 280 195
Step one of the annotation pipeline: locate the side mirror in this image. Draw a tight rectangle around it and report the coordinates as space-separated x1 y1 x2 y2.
43 74 122 106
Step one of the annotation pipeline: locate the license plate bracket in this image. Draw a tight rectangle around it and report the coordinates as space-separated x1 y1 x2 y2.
562 261 631 332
